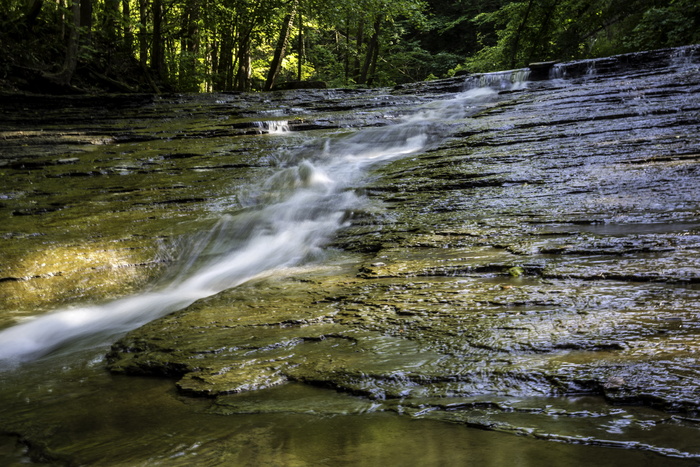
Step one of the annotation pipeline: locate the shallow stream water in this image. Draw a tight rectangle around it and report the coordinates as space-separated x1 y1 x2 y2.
1 46 700 465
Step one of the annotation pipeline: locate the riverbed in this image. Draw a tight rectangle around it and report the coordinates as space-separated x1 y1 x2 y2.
1 46 700 465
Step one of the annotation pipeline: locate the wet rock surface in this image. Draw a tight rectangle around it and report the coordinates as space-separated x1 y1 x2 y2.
104 47 700 458
0 87 431 320
3 45 700 461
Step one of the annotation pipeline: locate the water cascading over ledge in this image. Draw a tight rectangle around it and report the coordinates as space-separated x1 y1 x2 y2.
1 45 700 464
392 44 700 94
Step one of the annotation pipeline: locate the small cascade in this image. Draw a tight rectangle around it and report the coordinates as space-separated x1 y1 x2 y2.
254 120 291 134
548 63 566 80
540 45 700 82
460 45 700 90
670 45 700 70
464 68 531 90
585 60 597 77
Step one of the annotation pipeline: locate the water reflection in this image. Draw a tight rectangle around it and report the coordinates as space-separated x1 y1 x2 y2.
0 360 692 466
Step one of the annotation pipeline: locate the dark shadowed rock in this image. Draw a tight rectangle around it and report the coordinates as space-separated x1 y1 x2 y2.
271 80 327 90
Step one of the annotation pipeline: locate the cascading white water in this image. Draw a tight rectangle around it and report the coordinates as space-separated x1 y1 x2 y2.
464 69 531 90
549 64 566 80
0 86 499 368
256 120 290 134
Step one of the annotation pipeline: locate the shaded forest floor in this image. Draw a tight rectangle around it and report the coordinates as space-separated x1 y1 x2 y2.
0 29 160 95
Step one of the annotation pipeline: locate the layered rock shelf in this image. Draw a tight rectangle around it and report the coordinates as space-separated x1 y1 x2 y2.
2 45 700 462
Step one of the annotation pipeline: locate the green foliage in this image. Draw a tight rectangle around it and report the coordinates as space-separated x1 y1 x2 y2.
454 0 700 74
1 0 698 92
306 44 346 86
625 0 700 50
382 41 463 83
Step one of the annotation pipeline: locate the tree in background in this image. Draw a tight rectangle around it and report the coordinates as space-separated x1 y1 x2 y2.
625 0 700 51
456 0 700 73
0 0 698 92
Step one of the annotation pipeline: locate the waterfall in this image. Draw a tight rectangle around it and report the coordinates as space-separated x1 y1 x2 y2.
254 120 291 134
0 86 500 368
464 69 531 90
548 64 566 80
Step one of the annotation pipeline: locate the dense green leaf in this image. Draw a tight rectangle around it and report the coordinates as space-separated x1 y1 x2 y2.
0 0 697 91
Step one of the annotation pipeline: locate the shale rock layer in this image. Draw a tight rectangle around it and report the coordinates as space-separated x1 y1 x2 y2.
108 48 700 422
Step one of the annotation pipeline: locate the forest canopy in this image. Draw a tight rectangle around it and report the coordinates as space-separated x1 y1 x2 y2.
1 0 699 93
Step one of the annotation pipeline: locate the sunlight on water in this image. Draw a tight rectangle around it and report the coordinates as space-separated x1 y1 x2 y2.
0 86 502 368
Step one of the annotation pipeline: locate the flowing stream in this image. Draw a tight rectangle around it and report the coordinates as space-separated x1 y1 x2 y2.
0 87 497 367
2 48 700 465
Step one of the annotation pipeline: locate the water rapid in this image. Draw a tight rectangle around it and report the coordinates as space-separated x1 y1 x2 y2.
0 86 499 368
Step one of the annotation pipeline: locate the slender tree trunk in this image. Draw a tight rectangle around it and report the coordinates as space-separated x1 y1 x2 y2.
45 0 80 87
297 6 303 81
59 0 67 41
214 26 233 91
344 14 350 85
367 24 380 85
187 0 200 84
223 19 239 90
510 0 535 68
227 53 236 90
210 35 219 90
102 0 119 43
24 0 44 27
359 18 380 85
80 0 92 39
179 14 189 88
263 0 297 91
166 36 176 79
354 20 363 81
179 0 200 91
151 0 164 79
138 0 148 66
221 28 236 91
64 0 81 80
234 40 251 91
527 2 554 63
122 0 133 53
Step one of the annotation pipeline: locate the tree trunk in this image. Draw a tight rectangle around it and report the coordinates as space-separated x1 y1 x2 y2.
214 26 233 91
359 18 380 85
53 0 80 82
64 0 81 80
102 0 119 43
297 7 303 81
44 0 81 88
219 21 237 91
59 0 66 41
138 0 148 66
24 0 44 27
263 0 297 91
80 0 92 38
527 2 555 63
354 19 364 81
151 0 164 80
122 0 133 53
234 41 251 91
210 36 219 90
367 25 380 85
344 15 349 85
179 0 200 91
510 0 535 68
